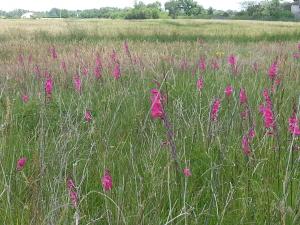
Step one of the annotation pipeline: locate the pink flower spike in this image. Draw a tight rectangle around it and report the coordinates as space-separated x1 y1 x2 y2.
17 157 27 171
101 170 113 191
85 110 92 122
150 89 164 119
268 62 278 80
211 99 221 122
50 46 58 59
224 85 233 97
22 95 29 103
228 54 237 66
45 77 53 98
289 113 300 136
242 135 251 156
211 59 219 70
197 76 204 91
73 75 82 93
293 53 300 59
248 127 256 140
239 88 248 105
113 63 121 80
183 168 192 177
69 191 78 208
199 57 206 72
66 178 76 191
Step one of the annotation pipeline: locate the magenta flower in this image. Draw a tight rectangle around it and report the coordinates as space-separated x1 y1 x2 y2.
289 113 300 136
66 177 78 208
211 99 221 122
17 157 27 171
268 62 278 80
262 105 275 130
113 63 121 80
183 168 192 177
248 127 256 140
101 170 113 191
85 110 92 122
293 53 300 59
22 95 29 103
263 89 272 107
196 76 204 91
228 54 237 66
124 40 130 56
224 85 233 97
242 135 251 156
239 88 247 105
18 54 24 66
150 89 164 119
199 57 206 72
73 75 82 93
45 77 53 98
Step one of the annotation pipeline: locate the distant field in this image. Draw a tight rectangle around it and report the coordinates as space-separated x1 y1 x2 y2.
0 19 300 224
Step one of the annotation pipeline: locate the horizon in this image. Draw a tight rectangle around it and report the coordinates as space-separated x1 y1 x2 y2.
0 0 243 12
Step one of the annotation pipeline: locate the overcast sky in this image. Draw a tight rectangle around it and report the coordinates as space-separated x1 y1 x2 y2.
0 0 244 12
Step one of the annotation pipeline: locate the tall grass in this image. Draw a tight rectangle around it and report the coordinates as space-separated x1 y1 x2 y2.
0 19 300 224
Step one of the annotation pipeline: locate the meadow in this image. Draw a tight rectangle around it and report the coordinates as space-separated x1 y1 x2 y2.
0 19 300 225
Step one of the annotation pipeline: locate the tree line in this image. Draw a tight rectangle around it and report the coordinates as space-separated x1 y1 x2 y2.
0 0 298 21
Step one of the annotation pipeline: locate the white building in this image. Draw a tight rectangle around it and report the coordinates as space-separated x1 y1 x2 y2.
291 1 300 19
21 12 34 19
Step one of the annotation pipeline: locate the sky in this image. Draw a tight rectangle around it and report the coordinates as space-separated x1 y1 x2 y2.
0 0 243 12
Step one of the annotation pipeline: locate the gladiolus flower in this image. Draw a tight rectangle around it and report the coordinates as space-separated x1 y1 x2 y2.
224 85 233 97
197 76 204 91
17 157 27 171
45 77 53 98
18 54 24 66
73 75 81 93
289 113 300 136
22 95 29 103
85 110 92 122
239 88 247 105
268 62 278 80
242 135 251 156
101 170 113 191
150 89 164 119
262 105 275 130
293 53 300 59
228 54 237 66
113 63 121 80
263 89 272 107
199 57 206 72
183 168 192 177
66 177 78 208
248 127 256 140
211 99 221 121
50 46 57 59
124 40 130 56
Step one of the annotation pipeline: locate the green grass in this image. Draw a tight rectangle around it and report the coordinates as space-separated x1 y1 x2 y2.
0 19 300 224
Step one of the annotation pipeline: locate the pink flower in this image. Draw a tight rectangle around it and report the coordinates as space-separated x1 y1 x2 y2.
66 177 76 191
17 157 27 171
69 191 78 208
45 77 53 98
196 76 204 91
248 127 256 140
239 88 247 105
50 46 57 59
228 54 237 66
263 89 272 107
85 110 92 122
18 54 24 66
150 89 164 119
66 177 78 207
73 75 82 93
113 63 121 80
211 99 221 121
289 113 300 136
224 85 233 97
82 66 88 76
199 57 206 72
22 95 29 103
183 168 192 177
242 135 251 156
211 59 219 70
268 62 278 80
262 105 275 129
293 53 300 59
101 170 113 191
94 65 102 79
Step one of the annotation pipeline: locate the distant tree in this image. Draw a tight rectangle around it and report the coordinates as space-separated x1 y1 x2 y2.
207 7 214 15
165 0 181 18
